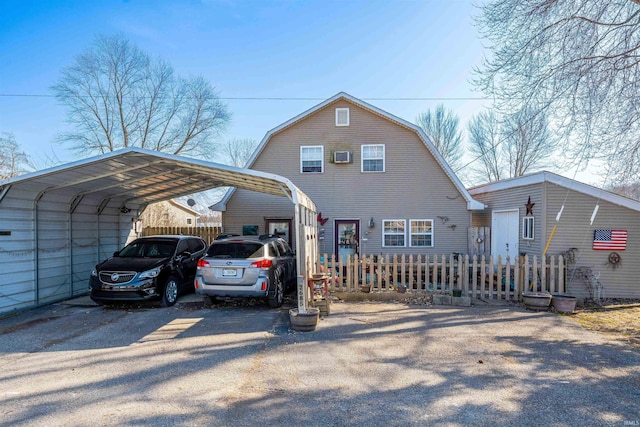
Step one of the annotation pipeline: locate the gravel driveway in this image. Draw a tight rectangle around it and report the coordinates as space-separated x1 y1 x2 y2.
0 296 638 426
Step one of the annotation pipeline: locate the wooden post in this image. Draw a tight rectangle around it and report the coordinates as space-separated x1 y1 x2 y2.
496 256 502 300
463 254 469 296
541 255 547 293
431 255 438 291
416 255 423 290
513 256 522 301
393 254 398 289
472 255 478 298
440 254 446 292
487 256 494 299
408 254 414 290
505 257 511 300
549 255 556 294
480 255 486 300
558 255 565 294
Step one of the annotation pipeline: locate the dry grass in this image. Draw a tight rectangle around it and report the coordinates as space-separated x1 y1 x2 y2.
566 299 640 349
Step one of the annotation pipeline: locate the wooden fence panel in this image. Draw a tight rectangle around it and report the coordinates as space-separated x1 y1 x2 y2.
142 226 222 244
468 226 491 256
317 252 566 301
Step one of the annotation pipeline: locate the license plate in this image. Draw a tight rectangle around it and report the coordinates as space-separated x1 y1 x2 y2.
222 268 237 277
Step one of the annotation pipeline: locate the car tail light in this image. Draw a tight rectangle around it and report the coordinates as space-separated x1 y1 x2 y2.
250 259 273 269
194 280 199 289
197 259 210 268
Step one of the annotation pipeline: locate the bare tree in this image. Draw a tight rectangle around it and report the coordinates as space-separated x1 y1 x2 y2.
51 34 231 158
0 133 31 179
221 137 258 168
416 104 463 169
466 107 555 184
467 111 503 183
474 1 640 182
502 106 556 177
197 210 222 227
609 182 640 201
139 202 177 227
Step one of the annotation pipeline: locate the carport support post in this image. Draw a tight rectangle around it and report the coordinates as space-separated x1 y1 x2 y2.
297 275 307 314
295 203 307 313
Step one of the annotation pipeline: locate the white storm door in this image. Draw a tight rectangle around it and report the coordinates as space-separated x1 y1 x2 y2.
492 209 519 262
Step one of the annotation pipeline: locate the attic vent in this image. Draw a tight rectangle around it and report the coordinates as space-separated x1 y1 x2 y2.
336 108 350 126
333 151 351 164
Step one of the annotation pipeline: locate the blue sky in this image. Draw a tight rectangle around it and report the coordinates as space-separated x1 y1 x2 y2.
0 0 595 183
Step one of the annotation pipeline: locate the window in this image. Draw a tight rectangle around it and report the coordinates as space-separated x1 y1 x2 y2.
268 242 279 257
186 218 192 225
383 219 406 247
361 144 385 172
523 216 534 240
242 225 259 235
410 220 434 247
336 108 350 126
187 238 206 253
300 146 324 173
176 239 189 255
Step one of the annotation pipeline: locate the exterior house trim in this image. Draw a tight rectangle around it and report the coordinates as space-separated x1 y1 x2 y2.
469 171 640 213
212 92 485 212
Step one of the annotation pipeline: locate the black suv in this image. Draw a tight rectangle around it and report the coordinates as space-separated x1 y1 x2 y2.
89 235 207 306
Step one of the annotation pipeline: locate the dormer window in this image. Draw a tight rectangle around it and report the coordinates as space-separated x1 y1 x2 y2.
336 108 350 126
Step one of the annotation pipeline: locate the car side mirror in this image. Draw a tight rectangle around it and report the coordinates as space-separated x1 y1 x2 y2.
113 251 120 257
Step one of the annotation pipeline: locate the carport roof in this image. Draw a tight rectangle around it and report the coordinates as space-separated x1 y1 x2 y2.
0 147 316 212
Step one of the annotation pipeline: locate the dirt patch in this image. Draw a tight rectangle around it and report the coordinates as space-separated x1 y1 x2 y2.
565 299 640 349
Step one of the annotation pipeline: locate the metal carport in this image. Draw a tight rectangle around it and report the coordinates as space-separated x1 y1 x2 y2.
0 147 317 315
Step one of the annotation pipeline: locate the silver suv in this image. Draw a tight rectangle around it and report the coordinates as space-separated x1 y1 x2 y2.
195 235 296 308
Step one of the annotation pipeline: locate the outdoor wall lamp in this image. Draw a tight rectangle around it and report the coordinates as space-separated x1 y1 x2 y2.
368 217 375 228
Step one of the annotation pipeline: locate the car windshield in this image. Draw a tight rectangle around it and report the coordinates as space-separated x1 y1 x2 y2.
118 241 176 258
206 242 263 259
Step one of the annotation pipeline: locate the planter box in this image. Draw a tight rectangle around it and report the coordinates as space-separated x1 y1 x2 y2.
552 295 577 314
289 308 319 332
522 292 552 311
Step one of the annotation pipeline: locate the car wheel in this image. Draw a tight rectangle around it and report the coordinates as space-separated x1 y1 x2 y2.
267 276 284 308
161 276 179 307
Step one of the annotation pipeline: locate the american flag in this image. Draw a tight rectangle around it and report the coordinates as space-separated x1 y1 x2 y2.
593 230 627 250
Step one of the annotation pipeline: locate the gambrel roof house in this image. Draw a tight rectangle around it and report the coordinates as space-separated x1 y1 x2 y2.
213 92 485 260
469 171 640 299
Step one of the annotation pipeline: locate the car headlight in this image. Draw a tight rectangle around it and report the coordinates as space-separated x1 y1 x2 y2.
139 267 161 279
91 268 97 277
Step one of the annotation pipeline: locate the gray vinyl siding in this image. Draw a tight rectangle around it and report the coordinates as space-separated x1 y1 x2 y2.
223 99 471 255
544 182 640 299
472 180 640 298
470 183 544 257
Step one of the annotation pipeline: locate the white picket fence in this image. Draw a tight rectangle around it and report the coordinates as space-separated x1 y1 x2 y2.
312 253 567 301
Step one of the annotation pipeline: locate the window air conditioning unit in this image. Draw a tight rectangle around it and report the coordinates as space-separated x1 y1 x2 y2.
333 151 351 164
